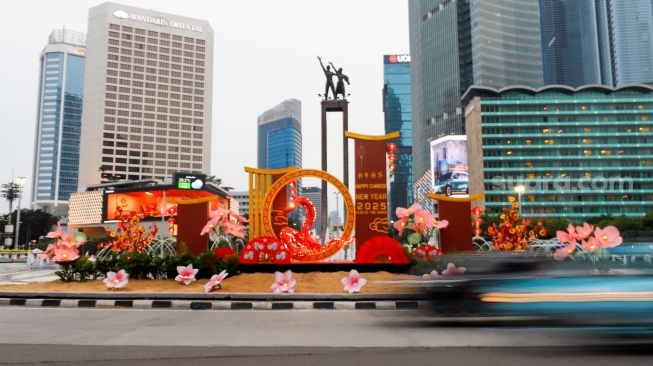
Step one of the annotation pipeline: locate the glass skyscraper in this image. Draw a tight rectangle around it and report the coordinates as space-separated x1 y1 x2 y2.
257 99 302 170
540 0 653 87
383 54 413 220
408 0 543 183
30 29 87 216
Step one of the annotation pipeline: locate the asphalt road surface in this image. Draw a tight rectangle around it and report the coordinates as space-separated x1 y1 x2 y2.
1 308 652 365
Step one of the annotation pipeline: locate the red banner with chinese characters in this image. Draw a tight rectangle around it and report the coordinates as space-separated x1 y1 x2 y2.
354 138 389 251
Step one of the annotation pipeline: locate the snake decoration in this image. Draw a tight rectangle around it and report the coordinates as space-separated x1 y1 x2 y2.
279 195 353 262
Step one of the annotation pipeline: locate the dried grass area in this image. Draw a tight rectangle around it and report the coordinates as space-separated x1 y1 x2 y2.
0 271 423 294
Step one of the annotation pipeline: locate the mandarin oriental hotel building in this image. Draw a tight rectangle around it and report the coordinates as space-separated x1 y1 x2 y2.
464 85 653 222
77 2 213 191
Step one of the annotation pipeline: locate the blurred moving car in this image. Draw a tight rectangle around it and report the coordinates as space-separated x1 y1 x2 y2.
421 253 653 333
433 171 468 196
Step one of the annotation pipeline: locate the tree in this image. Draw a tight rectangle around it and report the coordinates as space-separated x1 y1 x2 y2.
1 182 21 218
9 208 58 246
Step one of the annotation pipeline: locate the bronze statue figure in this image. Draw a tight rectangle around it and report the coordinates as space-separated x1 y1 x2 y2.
329 61 350 100
318 56 336 100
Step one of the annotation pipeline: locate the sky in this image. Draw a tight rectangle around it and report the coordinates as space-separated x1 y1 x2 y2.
0 0 409 214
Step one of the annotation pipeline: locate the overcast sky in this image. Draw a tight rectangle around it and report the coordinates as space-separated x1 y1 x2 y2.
0 0 409 214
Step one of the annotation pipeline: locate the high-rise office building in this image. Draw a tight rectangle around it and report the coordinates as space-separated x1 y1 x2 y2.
540 0 653 87
31 29 87 216
408 0 543 182
77 2 213 190
257 99 302 170
383 54 413 220
302 186 322 237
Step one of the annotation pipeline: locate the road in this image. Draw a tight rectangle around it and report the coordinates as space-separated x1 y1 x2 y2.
1 308 652 365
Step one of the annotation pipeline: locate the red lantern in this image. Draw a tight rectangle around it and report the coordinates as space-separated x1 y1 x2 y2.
472 206 483 217
473 218 483 227
168 206 177 215
387 143 397 153
168 227 175 233
168 218 176 224
388 163 396 170
387 153 396 162
474 228 483 236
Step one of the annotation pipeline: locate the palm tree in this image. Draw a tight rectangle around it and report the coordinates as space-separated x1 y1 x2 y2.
1 182 21 217
206 175 222 186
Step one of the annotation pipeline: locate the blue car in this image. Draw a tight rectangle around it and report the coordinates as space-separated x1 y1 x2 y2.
421 253 653 332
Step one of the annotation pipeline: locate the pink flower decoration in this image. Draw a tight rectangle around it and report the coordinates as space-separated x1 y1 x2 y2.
573 222 594 240
422 270 439 280
341 269 367 293
175 264 199 285
581 236 599 252
271 270 296 293
412 208 433 234
394 202 422 236
554 240 577 260
46 222 64 239
441 263 466 275
556 224 577 244
594 226 622 248
104 269 129 289
433 219 449 229
204 270 229 293
53 247 79 262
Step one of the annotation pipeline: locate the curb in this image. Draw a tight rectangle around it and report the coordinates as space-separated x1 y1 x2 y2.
0 297 430 311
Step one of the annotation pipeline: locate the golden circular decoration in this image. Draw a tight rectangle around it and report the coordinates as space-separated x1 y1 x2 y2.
262 169 355 243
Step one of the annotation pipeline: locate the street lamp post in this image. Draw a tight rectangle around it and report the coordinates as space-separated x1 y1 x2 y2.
333 191 341 228
514 185 525 217
14 177 26 251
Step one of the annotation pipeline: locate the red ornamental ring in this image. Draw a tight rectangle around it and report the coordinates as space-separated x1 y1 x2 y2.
261 169 355 242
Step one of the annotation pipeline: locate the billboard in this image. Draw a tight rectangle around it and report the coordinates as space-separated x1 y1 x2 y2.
430 135 468 196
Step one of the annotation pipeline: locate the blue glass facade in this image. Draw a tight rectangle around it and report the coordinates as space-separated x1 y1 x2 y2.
31 30 86 215
540 0 653 87
257 99 302 170
409 0 543 187
464 85 653 221
383 54 413 221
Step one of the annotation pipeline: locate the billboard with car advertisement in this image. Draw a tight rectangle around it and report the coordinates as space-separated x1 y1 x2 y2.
430 135 468 196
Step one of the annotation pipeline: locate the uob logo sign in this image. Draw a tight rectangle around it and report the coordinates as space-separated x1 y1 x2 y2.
388 54 410 63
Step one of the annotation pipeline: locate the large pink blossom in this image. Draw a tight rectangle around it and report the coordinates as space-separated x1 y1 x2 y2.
412 209 433 234
271 270 296 293
204 270 229 293
441 263 466 276
45 222 64 239
175 264 199 285
573 222 594 240
554 240 577 260
594 226 622 248
581 237 599 252
104 269 129 289
53 247 79 262
341 269 367 293
556 224 577 244
393 203 422 236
